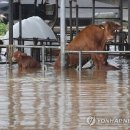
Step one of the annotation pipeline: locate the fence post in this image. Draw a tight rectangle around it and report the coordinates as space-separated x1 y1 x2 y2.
42 46 45 67
60 0 66 68
78 51 82 72
7 45 14 66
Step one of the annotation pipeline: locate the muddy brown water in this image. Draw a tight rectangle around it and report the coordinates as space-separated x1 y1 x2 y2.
0 58 130 130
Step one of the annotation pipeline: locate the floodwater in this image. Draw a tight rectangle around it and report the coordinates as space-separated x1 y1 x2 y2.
0 58 130 130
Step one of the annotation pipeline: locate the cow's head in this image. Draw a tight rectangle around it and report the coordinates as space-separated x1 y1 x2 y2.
12 51 27 62
103 21 122 41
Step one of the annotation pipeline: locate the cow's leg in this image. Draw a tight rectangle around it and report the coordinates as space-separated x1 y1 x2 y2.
91 54 99 69
68 54 79 67
92 54 106 69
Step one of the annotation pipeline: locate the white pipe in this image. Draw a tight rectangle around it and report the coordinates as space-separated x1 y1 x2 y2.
65 50 130 53
60 0 66 68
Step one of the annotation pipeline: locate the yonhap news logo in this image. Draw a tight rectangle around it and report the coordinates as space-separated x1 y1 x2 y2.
86 116 130 126
86 116 96 126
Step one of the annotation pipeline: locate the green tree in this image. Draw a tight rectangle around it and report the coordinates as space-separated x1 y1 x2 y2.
0 23 8 36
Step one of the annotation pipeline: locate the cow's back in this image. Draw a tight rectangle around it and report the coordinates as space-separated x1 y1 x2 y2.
66 25 105 51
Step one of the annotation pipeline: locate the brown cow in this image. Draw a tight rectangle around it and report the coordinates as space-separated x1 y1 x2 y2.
12 51 41 71
54 21 121 69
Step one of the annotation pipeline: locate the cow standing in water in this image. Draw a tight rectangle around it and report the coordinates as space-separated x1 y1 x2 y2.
54 21 121 69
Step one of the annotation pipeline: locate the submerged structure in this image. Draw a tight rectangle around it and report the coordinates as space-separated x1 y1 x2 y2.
0 0 129 68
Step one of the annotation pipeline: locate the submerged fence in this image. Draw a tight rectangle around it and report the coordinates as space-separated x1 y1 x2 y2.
0 43 130 71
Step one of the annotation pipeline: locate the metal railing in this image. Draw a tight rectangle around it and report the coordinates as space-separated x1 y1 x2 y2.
65 50 130 71
0 44 130 71
0 44 60 67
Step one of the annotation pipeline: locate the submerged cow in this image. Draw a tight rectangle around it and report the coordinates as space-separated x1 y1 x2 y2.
54 21 121 69
12 51 41 71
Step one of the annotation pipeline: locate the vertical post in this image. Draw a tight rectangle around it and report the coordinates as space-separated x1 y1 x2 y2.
18 0 22 50
69 0 73 41
34 0 37 15
9 0 13 45
119 0 123 46
76 2 79 34
119 0 123 27
42 46 46 71
8 0 13 66
92 0 95 24
60 0 66 68
128 0 130 47
52 0 59 29
78 51 82 72
59 1 66 127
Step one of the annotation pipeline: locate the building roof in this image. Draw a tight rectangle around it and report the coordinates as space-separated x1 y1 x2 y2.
0 0 128 21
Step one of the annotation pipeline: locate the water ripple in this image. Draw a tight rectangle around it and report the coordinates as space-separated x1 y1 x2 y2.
0 60 130 130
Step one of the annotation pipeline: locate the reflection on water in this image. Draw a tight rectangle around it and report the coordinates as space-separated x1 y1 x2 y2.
0 59 130 130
